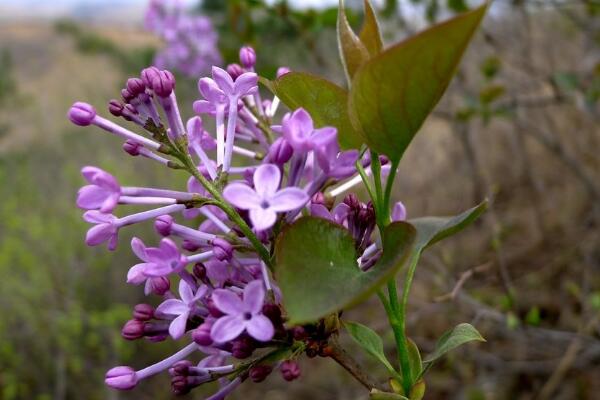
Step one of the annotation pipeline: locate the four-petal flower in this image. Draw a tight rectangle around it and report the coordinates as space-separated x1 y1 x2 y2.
156 280 207 339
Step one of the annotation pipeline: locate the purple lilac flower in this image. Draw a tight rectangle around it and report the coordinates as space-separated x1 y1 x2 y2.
145 0 222 78
156 280 207 339
210 280 274 343
69 46 393 398
224 164 308 231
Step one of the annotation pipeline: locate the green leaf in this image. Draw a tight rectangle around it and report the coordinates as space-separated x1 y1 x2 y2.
348 4 488 162
275 217 416 324
262 72 363 149
370 389 410 400
406 339 423 381
423 323 485 363
359 0 384 56
344 321 398 376
338 0 370 83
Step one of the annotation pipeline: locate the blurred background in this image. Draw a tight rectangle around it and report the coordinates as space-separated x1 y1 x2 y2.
0 0 599 399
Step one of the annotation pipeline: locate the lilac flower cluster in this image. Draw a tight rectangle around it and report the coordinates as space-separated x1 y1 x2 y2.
145 0 222 78
69 47 406 397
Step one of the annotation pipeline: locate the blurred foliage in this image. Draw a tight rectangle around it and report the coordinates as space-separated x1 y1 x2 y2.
54 19 156 74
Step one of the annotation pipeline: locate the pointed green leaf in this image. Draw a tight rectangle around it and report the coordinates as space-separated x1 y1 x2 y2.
406 338 423 382
344 321 398 376
423 323 485 363
338 0 370 83
409 200 487 250
275 217 416 324
359 0 384 56
263 73 363 149
348 4 488 161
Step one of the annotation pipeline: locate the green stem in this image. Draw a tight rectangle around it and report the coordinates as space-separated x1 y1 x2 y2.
370 151 386 231
355 159 377 204
386 280 412 395
182 155 272 269
382 158 400 223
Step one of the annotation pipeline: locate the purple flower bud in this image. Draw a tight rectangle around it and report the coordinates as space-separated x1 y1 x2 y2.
226 63 244 80
280 360 301 381
133 304 155 321
122 140 141 156
121 88 135 103
267 137 293 164
206 298 224 318
152 70 176 97
392 201 407 222
154 215 173 236
170 360 193 376
122 319 145 340
292 326 307 340
192 263 207 280
231 336 256 359
68 102 96 126
182 239 201 252
141 66 161 87
192 321 213 346
239 46 256 68
126 78 146 96
276 67 291 78
171 375 191 395
212 238 233 262
148 276 170 295
343 193 361 210
249 365 273 383
108 99 124 117
311 192 326 206
105 366 138 390
262 304 282 326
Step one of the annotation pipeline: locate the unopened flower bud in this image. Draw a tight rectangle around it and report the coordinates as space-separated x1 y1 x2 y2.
170 360 193 377
148 276 170 295
192 263 207 280
152 70 176 97
249 365 273 383
280 360 301 381
232 336 255 359
226 63 244 80
276 67 291 78
154 215 173 236
239 46 256 69
292 326 307 340
262 304 282 326
391 201 407 222
121 88 135 103
133 304 155 321
171 375 191 395
126 78 146 96
212 238 233 261
182 240 202 252
267 137 293 164
108 99 124 117
343 193 361 210
122 319 145 340
141 66 161 87
192 321 213 346
105 366 137 390
122 140 141 156
206 298 224 318
68 102 96 126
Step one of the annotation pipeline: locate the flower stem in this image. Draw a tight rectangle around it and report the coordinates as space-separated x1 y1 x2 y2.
181 154 272 269
328 336 381 391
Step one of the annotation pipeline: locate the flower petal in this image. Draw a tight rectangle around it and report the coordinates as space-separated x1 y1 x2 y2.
253 164 281 198
157 299 188 316
212 66 235 96
248 208 277 231
77 185 110 210
212 289 243 315
210 315 246 343
243 280 265 314
179 280 195 304
169 312 189 340
269 188 308 212
246 315 274 342
223 182 260 210
130 237 147 261
126 263 150 284
233 72 258 96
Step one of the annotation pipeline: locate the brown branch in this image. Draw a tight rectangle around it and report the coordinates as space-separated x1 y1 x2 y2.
326 336 383 391
434 262 493 302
